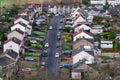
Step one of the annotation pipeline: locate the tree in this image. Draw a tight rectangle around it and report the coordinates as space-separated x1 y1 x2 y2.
82 0 89 5
109 31 117 39
114 41 120 52
0 30 4 41
104 0 109 9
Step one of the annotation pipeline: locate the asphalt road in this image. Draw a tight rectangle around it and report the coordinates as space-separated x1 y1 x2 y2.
41 15 64 75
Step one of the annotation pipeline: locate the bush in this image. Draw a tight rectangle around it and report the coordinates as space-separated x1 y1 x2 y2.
63 45 72 50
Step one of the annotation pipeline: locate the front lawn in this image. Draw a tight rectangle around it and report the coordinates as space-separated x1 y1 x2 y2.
30 43 43 49
61 58 68 62
62 34 72 43
27 37 44 49
25 52 41 57
60 68 70 73
33 31 46 35
62 45 72 51
31 37 44 41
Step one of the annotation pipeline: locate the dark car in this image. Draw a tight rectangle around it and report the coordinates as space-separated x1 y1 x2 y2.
41 50 48 57
60 19 64 23
57 35 61 40
57 32 61 38
63 50 72 55
27 48 36 53
33 26 41 30
32 33 39 37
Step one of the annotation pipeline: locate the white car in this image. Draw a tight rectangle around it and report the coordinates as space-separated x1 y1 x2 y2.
44 43 49 47
55 53 60 58
49 26 53 30
30 40 37 44
22 68 31 72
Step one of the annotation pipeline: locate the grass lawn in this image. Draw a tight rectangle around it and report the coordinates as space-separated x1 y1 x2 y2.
63 45 72 51
61 58 68 62
100 56 114 60
30 43 42 49
60 68 70 73
25 52 41 57
33 31 46 35
62 34 72 43
31 37 44 41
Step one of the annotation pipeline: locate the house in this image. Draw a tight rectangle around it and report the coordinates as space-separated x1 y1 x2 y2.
3 49 19 62
71 64 98 79
100 40 113 49
90 25 104 34
7 28 24 41
3 37 22 53
11 23 26 33
14 17 29 25
90 0 120 6
73 38 94 50
73 14 87 26
72 50 95 64
0 56 16 78
11 22 32 35
73 30 94 41
26 2 43 14
70 7 81 18
74 22 91 32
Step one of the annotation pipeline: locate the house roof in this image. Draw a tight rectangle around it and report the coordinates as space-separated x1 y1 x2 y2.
4 37 21 45
72 64 96 72
73 30 93 37
18 22 27 27
108 5 120 15
101 40 113 44
0 56 15 67
72 69 84 72
14 16 29 22
73 38 94 44
8 28 24 35
72 49 94 56
74 22 91 28
26 2 42 5
4 49 18 60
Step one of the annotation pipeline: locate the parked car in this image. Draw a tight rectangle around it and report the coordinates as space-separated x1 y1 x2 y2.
58 26 62 30
40 61 46 66
25 57 34 61
30 40 38 44
32 33 39 37
44 43 49 47
62 64 72 68
57 32 61 36
33 26 41 30
22 68 32 74
42 50 48 57
63 50 72 55
48 26 53 30
60 19 64 23
56 42 60 47
27 48 36 53
55 53 60 58
57 35 61 40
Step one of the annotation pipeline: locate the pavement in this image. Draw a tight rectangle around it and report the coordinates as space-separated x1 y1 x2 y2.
40 15 64 75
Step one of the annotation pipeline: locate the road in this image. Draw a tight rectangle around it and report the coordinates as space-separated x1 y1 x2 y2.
41 15 64 75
